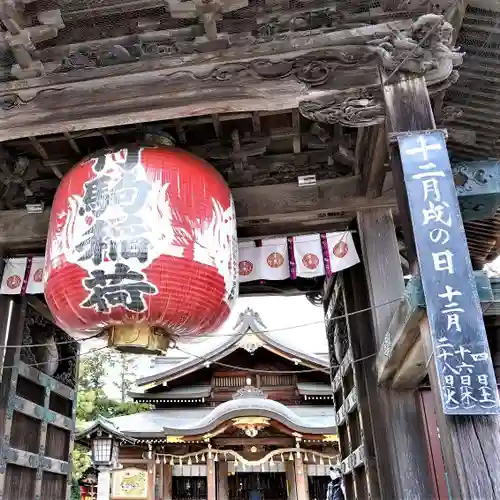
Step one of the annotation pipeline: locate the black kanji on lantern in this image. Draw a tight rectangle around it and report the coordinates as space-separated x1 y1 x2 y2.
82 263 157 313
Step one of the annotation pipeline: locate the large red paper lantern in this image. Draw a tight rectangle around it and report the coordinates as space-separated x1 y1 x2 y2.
44 146 238 354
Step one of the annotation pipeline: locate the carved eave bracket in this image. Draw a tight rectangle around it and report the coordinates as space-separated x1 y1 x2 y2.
298 70 459 127
299 90 386 128
0 15 463 141
298 14 463 126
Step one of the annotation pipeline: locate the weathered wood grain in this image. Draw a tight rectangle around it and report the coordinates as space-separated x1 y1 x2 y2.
375 279 426 386
385 67 500 497
0 16 459 141
357 209 433 499
420 316 500 499
391 337 426 389
342 257 382 499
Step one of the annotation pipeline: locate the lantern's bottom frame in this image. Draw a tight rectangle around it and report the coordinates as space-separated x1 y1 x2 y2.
107 325 170 355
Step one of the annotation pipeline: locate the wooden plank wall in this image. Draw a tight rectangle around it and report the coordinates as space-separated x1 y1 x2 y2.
0 301 78 500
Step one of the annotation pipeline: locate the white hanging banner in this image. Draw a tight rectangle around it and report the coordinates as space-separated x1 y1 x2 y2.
259 237 290 281
325 231 360 273
26 257 45 295
291 234 325 278
0 232 361 295
0 258 28 295
238 241 262 283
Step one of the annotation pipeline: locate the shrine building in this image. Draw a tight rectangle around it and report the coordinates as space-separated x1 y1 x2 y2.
77 308 339 500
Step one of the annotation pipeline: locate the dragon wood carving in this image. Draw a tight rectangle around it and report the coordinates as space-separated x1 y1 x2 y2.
298 70 461 127
299 91 385 127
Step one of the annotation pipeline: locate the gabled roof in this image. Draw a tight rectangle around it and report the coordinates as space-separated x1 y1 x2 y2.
75 416 136 445
136 308 329 388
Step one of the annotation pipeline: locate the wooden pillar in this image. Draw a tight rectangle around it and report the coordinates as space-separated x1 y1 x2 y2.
417 389 449 500
207 456 216 500
163 463 173 500
0 297 13 378
285 460 297 500
147 463 155 500
0 259 8 378
357 209 433 499
384 73 500 498
0 298 26 499
294 455 307 500
420 317 500 498
217 461 229 500
158 460 164 500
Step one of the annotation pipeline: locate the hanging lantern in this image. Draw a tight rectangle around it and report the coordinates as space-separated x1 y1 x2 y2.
44 146 238 354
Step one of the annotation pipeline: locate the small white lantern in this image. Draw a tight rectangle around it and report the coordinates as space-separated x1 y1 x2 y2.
91 435 114 466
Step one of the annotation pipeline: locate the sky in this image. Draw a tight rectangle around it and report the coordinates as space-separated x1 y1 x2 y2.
82 295 329 399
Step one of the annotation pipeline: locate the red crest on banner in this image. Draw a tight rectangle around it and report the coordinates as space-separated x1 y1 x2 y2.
239 261 254 276
7 275 21 289
266 252 285 269
333 241 348 259
302 253 320 270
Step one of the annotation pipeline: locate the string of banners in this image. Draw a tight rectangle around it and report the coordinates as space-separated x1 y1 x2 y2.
0 231 359 295
238 232 359 283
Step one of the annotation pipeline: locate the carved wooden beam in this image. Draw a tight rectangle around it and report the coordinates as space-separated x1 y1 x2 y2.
0 15 462 141
0 175 398 249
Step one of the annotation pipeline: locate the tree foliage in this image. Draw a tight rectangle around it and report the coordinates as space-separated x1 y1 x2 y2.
72 349 152 482
78 349 116 392
114 352 136 402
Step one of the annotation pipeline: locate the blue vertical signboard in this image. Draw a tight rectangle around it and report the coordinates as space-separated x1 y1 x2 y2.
397 130 500 415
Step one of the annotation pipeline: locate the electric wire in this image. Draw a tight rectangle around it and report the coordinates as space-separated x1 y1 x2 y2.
0 294 400 349
0 330 105 349
1 344 109 371
0 294 400 373
173 343 378 374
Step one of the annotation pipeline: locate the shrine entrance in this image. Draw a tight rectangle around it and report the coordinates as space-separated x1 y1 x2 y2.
228 472 287 500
